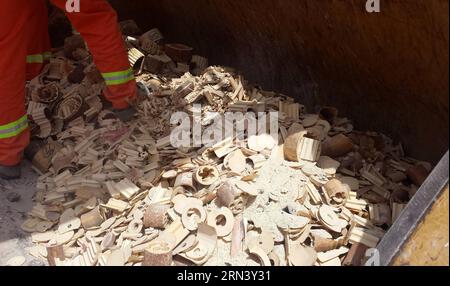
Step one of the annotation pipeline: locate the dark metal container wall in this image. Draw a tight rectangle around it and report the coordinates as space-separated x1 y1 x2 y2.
109 0 449 164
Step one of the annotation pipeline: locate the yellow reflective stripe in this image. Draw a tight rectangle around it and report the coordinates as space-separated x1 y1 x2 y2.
0 115 28 131
102 68 135 86
106 76 135 85
0 115 28 139
101 68 134 78
26 54 44 64
0 123 28 139
26 51 52 63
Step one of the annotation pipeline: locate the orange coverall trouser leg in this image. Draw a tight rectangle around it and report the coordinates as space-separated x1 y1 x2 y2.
0 0 135 166
50 0 137 109
0 0 31 166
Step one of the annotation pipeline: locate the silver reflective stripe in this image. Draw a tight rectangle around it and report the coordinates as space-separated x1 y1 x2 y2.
0 115 28 139
102 68 135 86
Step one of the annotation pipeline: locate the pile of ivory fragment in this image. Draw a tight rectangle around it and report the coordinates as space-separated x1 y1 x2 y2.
22 20 432 266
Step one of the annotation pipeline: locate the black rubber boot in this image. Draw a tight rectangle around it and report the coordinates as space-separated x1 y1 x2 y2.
0 164 21 180
113 106 136 123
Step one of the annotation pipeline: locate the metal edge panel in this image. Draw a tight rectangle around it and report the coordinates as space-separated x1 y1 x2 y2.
377 151 449 266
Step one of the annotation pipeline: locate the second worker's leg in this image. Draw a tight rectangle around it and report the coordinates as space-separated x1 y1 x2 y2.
26 0 52 81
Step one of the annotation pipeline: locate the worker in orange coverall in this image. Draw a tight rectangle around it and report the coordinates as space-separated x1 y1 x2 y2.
0 0 137 179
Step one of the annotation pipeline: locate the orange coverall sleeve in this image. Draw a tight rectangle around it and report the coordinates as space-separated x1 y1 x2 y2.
50 0 136 109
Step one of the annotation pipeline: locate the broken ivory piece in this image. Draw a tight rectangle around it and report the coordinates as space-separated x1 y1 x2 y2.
206 207 235 237
182 205 207 231
289 245 317 266
144 204 170 229
143 241 173 266
194 165 220 186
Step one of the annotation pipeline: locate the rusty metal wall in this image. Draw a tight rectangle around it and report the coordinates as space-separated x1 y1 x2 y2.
393 186 449 266
108 0 449 163
377 151 449 266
